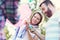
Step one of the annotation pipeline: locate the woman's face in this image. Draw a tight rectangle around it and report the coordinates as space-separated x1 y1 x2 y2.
31 13 41 25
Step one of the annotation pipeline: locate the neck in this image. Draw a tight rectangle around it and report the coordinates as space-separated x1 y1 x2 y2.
30 22 38 26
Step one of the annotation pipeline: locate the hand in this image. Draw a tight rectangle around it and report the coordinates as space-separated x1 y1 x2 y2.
29 27 36 34
24 20 29 31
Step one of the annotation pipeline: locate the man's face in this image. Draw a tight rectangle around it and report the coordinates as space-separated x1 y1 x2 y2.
40 3 52 17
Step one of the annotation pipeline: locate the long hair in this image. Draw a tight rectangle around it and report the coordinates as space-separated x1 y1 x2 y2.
30 12 43 25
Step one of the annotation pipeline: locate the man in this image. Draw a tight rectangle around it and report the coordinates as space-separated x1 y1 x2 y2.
39 0 60 40
0 0 20 40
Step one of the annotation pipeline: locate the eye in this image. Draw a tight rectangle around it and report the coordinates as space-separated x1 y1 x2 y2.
42 8 45 11
37 18 40 21
34 16 36 18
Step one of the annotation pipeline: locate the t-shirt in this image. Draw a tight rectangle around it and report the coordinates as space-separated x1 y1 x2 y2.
45 11 60 40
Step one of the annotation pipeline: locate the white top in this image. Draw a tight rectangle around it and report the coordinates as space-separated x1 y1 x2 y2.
45 11 60 40
13 24 41 40
13 25 29 40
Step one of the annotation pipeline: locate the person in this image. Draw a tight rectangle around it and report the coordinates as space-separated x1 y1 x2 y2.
26 12 45 40
0 0 20 40
39 0 60 40
13 12 45 40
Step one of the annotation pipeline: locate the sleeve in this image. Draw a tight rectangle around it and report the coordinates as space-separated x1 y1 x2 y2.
45 13 60 40
5 1 20 24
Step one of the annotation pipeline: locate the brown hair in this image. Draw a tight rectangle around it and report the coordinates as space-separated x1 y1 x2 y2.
30 12 43 25
39 0 54 7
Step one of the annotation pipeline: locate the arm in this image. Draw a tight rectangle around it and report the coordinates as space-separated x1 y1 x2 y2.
27 30 38 40
30 28 45 40
34 30 45 40
27 30 33 40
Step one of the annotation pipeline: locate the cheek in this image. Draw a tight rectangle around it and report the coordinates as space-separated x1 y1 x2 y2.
43 9 47 13
31 18 35 23
42 8 48 13
31 18 36 24
31 18 39 24
36 20 40 23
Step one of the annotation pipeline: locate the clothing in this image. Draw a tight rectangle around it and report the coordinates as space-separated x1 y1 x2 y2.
29 24 41 40
0 0 20 24
45 11 60 40
13 24 41 40
0 0 20 40
13 25 29 40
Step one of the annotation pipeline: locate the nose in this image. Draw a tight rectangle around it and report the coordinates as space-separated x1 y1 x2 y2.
34 17 37 22
42 10 46 13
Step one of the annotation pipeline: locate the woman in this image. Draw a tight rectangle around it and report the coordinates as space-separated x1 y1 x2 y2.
25 12 45 40
13 12 44 40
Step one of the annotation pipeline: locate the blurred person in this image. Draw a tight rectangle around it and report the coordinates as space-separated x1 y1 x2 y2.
0 0 20 40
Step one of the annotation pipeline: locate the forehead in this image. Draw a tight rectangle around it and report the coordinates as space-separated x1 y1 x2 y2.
34 13 41 18
41 3 47 8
